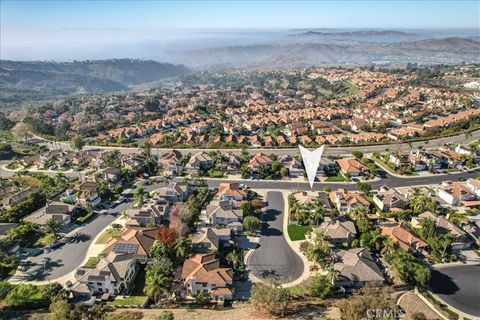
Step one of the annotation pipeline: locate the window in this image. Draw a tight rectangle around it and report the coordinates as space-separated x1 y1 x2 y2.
97 282 102 286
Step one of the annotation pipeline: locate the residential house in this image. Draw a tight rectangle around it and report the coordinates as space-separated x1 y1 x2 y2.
125 198 168 227
335 158 369 177
380 222 428 253
192 227 232 252
185 152 214 172
333 248 385 288
216 183 248 206
206 202 243 228
329 189 370 215
248 153 273 173
103 227 159 263
181 253 233 300
24 201 76 226
373 185 408 212
97 167 122 187
1 187 41 210
309 217 357 244
437 181 477 207
150 182 191 203
74 251 137 296
411 212 472 250
466 178 480 197
278 155 303 177
159 150 183 176
293 191 332 211
70 181 101 208
320 158 339 177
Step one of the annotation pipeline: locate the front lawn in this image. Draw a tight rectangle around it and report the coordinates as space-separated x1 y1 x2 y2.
287 224 312 241
83 257 99 268
34 233 57 247
95 227 122 244
325 173 346 182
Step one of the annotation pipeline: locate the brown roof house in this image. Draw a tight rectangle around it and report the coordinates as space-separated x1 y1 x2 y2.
333 248 385 288
329 189 370 215
373 186 408 212
103 226 160 263
181 253 233 300
380 222 428 253
73 251 137 296
335 158 369 177
308 217 357 245
411 211 472 250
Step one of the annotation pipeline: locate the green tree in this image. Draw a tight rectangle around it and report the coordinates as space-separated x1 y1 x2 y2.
144 257 174 303
45 218 61 236
156 310 174 320
49 299 70 320
351 150 363 159
306 274 333 298
226 250 241 270
134 187 145 207
243 216 261 233
194 291 210 305
356 182 372 194
251 281 291 317
240 201 256 217
70 135 85 151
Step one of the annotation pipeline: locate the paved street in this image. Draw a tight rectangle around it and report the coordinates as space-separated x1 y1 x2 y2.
9 201 132 282
198 169 480 191
429 264 480 317
30 129 480 157
247 191 304 284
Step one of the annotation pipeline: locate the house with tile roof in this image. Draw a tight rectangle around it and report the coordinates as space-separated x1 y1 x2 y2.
380 222 428 253
310 217 357 245
335 158 369 177
411 211 472 250
248 153 273 173
185 152 214 172
329 189 370 215
181 253 233 300
334 248 385 288
73 251 137 296
373 185 408 212
103 226 159 263
437 181 477 206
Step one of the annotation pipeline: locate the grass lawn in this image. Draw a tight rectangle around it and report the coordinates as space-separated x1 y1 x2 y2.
325 173 346 182
107 266 148 306
287 224 312 241
288 284 305 297
83 257 99 268
34 233 57 247
95 228 122 244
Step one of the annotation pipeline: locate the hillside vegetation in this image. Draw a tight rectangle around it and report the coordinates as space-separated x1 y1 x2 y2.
0 59 190 110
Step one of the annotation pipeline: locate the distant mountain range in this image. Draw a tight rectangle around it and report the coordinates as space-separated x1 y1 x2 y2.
178 37 480 69
0 59 190 109
293 30 416 37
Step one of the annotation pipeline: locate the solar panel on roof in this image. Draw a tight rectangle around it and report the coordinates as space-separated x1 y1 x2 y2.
112 243 139 254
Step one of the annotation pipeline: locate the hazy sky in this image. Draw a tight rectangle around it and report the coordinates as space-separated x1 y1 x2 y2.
2 0 479 29
1 0 479 61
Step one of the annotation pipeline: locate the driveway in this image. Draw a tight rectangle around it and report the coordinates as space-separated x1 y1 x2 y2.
428 264 480 317
10 201 132 283
247 191 304 284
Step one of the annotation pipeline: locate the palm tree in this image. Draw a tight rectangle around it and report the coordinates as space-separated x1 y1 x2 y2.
45 218 61 235
381 237 396 255
134 187 144 207
144 272 171 304
309 200 325 226
174 237 190 262
226 250 241 270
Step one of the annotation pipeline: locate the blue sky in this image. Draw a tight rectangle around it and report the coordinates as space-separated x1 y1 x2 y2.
1 0 479 29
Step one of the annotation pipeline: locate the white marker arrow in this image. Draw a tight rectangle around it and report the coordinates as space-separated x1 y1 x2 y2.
299 145 325 189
